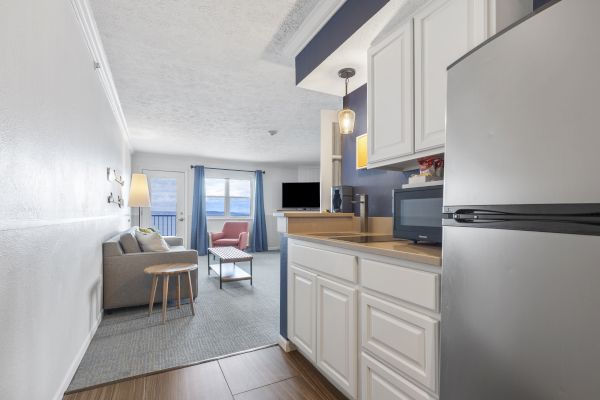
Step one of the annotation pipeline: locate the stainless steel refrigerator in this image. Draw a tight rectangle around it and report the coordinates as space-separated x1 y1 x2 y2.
441 0 600 399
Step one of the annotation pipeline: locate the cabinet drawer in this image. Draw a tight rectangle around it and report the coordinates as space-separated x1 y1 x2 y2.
289 243 357 282
361 294 438 392
362 353 436 400
361 259 439 311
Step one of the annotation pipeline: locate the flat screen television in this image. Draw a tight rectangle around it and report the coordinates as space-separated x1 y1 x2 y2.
282 182 320 209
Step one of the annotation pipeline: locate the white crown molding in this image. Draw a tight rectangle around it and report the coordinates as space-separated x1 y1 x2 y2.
69 0 132 152
282 0 347 59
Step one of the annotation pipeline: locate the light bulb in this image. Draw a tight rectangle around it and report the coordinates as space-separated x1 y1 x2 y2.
338 108 355 134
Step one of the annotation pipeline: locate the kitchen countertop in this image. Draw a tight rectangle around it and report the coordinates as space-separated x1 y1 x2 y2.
273 211 354 218
286 232 442 267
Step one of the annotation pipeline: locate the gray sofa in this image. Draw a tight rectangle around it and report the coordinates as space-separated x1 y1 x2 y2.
103 227 199 310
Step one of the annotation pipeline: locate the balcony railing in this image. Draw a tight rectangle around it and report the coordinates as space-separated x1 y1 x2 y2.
152 213 177 236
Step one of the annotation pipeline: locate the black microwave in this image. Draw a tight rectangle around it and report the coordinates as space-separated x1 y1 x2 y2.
393 185 445 244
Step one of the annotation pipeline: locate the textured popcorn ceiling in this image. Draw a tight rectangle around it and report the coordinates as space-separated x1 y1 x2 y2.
90 0 340 163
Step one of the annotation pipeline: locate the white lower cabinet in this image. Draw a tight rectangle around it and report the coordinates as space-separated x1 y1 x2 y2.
288 264 317 362
287 239 440 400
362 353 436 400
361 293 439 391
317 276 357 398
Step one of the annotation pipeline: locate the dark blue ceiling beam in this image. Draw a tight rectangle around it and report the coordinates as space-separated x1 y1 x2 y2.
295 0 389 85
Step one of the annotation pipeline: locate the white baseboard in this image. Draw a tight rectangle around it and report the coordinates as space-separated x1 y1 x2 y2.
278 335 296 352
53 309 103 400
268 246 280 251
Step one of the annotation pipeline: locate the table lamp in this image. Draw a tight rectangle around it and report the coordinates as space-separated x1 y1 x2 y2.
128 173 151 227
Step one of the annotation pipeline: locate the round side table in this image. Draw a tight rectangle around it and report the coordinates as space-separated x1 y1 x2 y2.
144 263 198 323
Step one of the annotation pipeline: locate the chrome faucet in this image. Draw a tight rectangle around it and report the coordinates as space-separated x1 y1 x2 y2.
352 193 369 233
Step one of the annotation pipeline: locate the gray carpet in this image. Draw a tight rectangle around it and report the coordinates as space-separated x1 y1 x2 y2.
68 251 280 391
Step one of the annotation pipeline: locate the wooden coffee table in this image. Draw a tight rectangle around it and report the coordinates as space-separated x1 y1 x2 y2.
207 247 253 289
144 263 198 323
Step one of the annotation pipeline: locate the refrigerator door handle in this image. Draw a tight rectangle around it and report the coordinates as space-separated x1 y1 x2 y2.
451 210 600 225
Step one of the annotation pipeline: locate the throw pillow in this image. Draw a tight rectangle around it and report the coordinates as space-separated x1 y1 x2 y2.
120 232 142 253
138 227 156 234
135 230 169 252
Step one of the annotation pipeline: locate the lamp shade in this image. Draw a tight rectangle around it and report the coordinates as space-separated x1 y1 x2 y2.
128 173 151 207
338 108 355 134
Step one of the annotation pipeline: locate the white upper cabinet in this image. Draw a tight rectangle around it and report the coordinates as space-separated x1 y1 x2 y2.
368 21 414 165
414 0 489 152
367 0 531 169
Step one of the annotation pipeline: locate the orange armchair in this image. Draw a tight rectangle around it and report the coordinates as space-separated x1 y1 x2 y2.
210 222 249 250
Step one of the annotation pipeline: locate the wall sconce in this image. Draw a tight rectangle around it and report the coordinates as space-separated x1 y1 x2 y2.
107 192 124 208
107 167 125 186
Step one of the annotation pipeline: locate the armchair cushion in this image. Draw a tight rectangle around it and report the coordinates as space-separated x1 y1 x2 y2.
210 231 226 242
213 238 240 246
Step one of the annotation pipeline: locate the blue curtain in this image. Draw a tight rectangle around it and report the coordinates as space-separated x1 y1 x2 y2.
250 170 268 252
190 166 209 255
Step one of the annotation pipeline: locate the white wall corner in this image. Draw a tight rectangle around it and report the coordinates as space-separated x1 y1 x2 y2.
69 0 131 152
53 310 103 400
320 110 339 212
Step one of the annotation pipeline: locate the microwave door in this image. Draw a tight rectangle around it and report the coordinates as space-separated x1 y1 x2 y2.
393 186 444 243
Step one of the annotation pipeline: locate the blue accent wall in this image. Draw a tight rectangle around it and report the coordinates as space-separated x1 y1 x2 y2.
279 234 288 338
295 0 389 85
341 84 412 217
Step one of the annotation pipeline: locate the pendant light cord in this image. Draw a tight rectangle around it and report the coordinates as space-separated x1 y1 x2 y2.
343 77 349 109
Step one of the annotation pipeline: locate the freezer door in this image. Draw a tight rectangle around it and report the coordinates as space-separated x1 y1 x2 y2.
444 0 600 206
441 226 600 400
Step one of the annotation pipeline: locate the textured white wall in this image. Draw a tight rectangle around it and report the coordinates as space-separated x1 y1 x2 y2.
0 1 131 399
297 165 320 182
132 152 300 250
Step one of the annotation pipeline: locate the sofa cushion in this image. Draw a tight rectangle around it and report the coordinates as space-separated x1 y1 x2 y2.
213 238 240 246
168 245 187 252
135 230 170 252
120 233 142 253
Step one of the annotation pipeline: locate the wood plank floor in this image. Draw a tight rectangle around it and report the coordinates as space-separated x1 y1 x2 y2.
63 345 348 400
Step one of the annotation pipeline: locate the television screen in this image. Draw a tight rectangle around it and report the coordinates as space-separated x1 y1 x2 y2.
282 182 320 209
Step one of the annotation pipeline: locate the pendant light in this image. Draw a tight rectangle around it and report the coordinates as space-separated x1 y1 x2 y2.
338 68 356 135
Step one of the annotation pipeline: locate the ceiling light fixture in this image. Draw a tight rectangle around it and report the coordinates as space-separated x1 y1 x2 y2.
338 67 356 135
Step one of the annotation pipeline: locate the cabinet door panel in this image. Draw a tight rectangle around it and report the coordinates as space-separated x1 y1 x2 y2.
414 0 489 151
368 22 414 164
362 353 436 400
317 276 357 398
361 294 439 392
288 265 317 362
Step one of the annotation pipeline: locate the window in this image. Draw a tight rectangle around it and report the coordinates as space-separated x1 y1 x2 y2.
205 178 252 217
